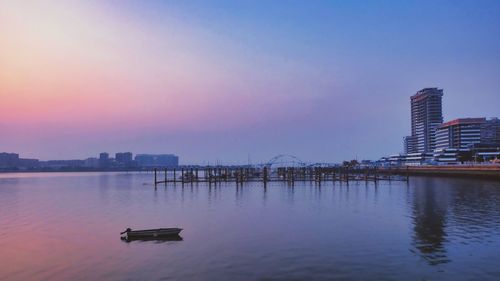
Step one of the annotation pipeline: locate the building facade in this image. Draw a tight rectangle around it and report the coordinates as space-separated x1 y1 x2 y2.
99 152 110 168
434 118 485 151
409 88 444 153
84 157 100 168
135 154 179 167
404 136 417 154
0 152 19 168
115 152 133 167
0 152 39 169
481 118 500 146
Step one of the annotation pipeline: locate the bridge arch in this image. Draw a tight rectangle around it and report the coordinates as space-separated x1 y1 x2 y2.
265 154 306 168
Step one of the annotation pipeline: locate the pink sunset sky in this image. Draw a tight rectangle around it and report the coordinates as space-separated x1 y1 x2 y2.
1 0 499 163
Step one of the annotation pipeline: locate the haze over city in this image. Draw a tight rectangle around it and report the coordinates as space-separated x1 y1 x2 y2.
1 0 499 164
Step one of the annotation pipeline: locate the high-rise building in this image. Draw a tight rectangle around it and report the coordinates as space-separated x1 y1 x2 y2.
434 118 485 151
409 88 443 153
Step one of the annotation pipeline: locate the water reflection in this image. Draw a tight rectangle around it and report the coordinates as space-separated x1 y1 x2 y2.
410 177 500 266
1 173 500 281
448 180 500 241
411 177 450 265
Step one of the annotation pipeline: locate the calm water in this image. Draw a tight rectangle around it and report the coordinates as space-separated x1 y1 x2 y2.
1 172 500 281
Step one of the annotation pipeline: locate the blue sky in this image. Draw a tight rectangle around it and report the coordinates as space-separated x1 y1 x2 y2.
1 0 499 163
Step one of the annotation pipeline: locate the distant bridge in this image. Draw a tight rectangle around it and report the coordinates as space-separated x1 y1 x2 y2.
262 155 337 168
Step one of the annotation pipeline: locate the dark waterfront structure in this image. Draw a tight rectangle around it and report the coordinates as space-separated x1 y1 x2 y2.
405 88 444 154
153 166 407 187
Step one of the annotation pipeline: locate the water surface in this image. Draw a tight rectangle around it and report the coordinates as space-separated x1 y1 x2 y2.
1 172 500 280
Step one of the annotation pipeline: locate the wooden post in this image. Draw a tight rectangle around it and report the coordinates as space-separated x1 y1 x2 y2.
346 167 349 184
263 167 268 185
154 168 157 186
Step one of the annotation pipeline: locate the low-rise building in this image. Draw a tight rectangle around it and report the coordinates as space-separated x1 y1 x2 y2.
84 157 100 168
0 152 20 168
434 118 485 151
404 153 434 166
115 152 133 167
99 152 110 168
135 154 179 167
17 158 40 169
40 160 85 169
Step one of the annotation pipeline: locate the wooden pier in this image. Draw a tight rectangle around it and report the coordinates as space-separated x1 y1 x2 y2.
153 166 408 187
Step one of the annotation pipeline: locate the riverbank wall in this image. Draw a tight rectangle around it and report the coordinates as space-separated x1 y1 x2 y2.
381 165 500 180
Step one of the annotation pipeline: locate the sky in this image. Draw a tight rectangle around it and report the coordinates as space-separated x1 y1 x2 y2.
1 0 499 164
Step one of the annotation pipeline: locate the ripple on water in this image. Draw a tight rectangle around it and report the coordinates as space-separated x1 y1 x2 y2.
1 173 500 281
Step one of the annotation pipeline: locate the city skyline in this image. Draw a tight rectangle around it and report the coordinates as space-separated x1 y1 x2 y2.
0 151 179 171
1 0 500 163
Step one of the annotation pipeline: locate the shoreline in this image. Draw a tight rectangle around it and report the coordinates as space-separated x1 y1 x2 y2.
381 165 500 180
2 165 500 180
0 169 154 174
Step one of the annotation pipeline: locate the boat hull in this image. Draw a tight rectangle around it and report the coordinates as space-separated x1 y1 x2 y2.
124 228 182 238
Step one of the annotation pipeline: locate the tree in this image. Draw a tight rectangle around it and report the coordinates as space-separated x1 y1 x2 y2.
458 151 473 164
476 155 484 163
342 160 359 168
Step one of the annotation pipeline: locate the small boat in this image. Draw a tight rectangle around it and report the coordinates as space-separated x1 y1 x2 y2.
121 235 183 243
120 228 182 239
